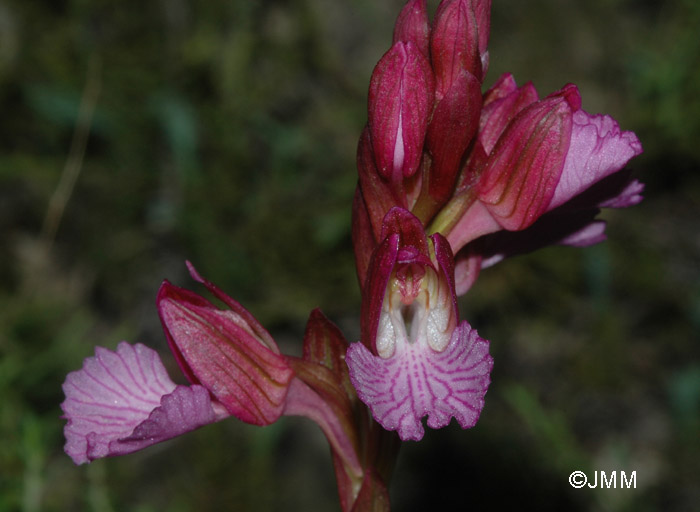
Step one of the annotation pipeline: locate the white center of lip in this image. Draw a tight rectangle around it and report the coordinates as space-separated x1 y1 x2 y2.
375 267 452 359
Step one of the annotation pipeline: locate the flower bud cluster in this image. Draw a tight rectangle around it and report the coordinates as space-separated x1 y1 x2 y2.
353 0 643 294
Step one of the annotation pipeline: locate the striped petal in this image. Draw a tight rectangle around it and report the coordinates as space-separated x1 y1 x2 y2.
346 321 492 441
61 342 225 464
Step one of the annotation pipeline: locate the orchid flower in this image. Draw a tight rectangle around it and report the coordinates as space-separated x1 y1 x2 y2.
432 75 644 293
61 0 644 509
62 263 362 491
346 208 493 441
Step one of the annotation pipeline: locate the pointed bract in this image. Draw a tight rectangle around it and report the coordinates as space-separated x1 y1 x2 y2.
356 127 406 237
352 186 378 288
425 69 482 206
477 73 539 155
302 308 356 400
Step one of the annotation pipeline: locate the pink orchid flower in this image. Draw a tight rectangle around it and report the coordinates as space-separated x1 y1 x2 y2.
346 208 493 441
62 263 361 482
432 75 643 293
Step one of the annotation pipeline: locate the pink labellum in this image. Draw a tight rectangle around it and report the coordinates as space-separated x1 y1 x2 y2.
548 110 644 210
599 179 644 208
61 342 225 464
346 321 492 441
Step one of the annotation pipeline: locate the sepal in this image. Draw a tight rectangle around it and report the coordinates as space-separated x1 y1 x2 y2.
157 267 294 426
477 85 578 231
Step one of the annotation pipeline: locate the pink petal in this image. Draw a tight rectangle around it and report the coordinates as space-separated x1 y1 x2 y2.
61 342 223 464
453 251 483 296
114 385 222 454
598 178 644 208
346 321 493 441
558 220 607 247
549 110 643 210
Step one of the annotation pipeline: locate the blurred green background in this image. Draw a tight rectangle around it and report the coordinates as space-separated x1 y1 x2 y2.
1 0 698 510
